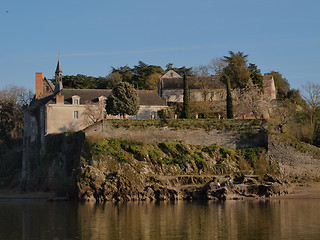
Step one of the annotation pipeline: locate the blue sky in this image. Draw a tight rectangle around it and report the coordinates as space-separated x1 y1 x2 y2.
1 0 319 92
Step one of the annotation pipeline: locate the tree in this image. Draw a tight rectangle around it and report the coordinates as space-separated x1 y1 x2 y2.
301 81 320 143
0 86 32 146
222 51 250 89
111 61 164 89
82 101 106 125
208 57 226 76
145 73 161 90
98 72 123 89
235 80 271 119
267 71 290 100
181 74 190 119
105 82 139 118
223 75 233 119
248 63 264 91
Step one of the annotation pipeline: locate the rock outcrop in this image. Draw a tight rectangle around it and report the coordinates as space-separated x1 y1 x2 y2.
69 165 289 202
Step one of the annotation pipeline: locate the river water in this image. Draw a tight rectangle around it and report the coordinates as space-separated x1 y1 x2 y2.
0 199 319 240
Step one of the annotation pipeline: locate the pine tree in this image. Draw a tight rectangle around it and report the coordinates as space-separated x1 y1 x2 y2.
105 82 139 118
182 74 190 119
224 75 233 119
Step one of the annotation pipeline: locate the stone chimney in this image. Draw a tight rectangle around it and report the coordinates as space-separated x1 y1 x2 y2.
35 72 43 99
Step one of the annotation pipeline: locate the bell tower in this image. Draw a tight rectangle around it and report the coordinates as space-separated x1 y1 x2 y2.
55 59 62 83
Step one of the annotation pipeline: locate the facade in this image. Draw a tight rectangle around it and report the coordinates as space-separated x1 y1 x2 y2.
22 61 167 182
28 61 167 135
158 70 277 103
158 70 223 103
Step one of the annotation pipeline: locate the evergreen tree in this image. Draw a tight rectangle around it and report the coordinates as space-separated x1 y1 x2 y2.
248 63 264 91
182 74 190 119
224 75 233 119
222 51 250 89
105 82 139 118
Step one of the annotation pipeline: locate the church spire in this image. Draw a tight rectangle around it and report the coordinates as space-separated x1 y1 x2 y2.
55 59 62 83
54 59 63 93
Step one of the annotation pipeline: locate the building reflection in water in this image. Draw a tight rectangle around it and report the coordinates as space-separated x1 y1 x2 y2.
0 199 319 239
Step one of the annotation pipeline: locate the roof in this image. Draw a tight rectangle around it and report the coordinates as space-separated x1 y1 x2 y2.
160 75 223 90
49 89 166 106
160 70 182 79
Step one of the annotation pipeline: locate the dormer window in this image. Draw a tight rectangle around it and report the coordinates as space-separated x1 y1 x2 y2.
98 96 106 105
72 95 80 105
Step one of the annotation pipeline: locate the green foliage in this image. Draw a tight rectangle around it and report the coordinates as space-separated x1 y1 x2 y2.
286 89 306 107
62 75 94 89
104 118 265 133
182 74 190 119
112 61 164 89
105 82 139 117
224 75 234 119
267 71 290 100
237 147 265 168
0 100 24 145
248 63 264 90
90 139 132 163
222 51 250 89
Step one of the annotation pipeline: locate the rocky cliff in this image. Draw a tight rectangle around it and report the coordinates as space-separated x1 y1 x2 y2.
30 119 320 201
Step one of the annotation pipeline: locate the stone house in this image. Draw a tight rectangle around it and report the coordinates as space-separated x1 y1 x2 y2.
22 61 168 182
158 70 224 103
28 60 167 135
158 70 277 103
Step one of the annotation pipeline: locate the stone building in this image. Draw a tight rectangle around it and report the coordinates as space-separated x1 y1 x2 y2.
158 70 277 103
158 70 224 103
28 60 167 135
22 61 167 182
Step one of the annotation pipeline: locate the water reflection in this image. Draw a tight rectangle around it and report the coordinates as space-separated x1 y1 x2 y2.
0 199 319 239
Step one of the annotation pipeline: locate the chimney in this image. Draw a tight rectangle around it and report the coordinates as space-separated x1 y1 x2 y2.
56 94 64 104
35 72 43 99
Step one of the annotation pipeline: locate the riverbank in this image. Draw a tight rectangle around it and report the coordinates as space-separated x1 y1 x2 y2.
0 189 56 200
1 183 320 200
276 182 320 199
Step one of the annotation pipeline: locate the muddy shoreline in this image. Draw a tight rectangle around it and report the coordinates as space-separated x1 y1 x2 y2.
1 182 319 201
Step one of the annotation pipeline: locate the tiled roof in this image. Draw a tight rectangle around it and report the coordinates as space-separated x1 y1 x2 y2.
49 89 166 106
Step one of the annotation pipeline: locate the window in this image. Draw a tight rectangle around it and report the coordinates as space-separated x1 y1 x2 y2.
73 111 79 119
72 95 80 105
170 73 173 77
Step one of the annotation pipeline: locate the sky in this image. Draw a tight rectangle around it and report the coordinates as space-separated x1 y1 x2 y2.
0 0 319 92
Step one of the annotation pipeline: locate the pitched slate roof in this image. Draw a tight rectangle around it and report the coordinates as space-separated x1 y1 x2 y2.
49 89 166 106
160 76 223 90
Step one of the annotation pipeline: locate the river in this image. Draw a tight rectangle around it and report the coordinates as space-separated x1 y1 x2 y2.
0 199 319 239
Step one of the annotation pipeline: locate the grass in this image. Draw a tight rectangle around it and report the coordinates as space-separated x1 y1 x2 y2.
82 138 276 177
101 118 265 134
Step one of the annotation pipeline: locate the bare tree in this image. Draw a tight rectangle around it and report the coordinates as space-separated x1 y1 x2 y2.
0 85 33 106
82 101 106 126
301 81 320 141
302 81 320 111
208 57 227 76
235 80 271 119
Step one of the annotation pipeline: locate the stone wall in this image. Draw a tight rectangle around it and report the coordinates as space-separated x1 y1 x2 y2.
268 135 320 181
85 123 267 150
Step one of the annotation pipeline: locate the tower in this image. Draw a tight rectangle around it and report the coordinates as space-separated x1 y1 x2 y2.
54 59 63 93
55 59 62 83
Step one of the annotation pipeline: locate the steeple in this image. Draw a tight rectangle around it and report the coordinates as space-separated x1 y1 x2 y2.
54 59 63 93
55 59 62 81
